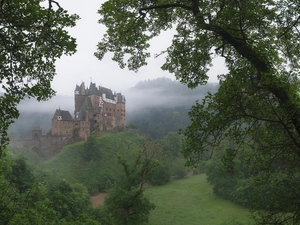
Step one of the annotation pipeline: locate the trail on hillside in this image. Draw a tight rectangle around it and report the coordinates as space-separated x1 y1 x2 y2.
90 192 107 208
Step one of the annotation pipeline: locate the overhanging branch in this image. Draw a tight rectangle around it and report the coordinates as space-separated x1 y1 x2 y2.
139 3 192 18
48 0 61 10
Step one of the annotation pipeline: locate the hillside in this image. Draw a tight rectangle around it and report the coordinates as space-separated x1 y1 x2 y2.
40 131 147 194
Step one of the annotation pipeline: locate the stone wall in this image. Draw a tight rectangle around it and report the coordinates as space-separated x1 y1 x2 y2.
9 135 68 159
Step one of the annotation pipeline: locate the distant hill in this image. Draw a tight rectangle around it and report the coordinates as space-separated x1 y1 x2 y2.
124 77 218 111
125 78 219 138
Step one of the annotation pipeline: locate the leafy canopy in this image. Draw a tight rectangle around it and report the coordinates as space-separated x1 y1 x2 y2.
96 0 300 162
97 1 300 223
0 0 79 156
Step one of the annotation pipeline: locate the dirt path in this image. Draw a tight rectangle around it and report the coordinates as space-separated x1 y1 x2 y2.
90 192 108 208
90 173 194 208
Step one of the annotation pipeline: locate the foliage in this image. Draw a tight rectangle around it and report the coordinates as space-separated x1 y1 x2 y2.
127 122 138 129
202 138 300 224
82 135 101 162
126 78 218 139
97 0 300 223
127 106 191 139
161 132 182 157
4 156 36 193
149 162 170 185
101 143 158 225
0 155 100 225
0 0 79 156
47 180 93 221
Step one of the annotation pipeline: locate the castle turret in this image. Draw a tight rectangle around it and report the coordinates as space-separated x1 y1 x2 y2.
74 84 80 95
80 82 85 95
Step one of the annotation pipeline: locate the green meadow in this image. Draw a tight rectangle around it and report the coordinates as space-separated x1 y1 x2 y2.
145 174 254 225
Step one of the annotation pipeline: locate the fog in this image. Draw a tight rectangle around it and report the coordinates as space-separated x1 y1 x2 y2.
17 95 74 113
8 78 219 139
124 78 219 112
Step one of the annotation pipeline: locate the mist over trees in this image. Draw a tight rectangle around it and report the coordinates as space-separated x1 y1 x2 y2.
8 95 74 140
125 77 218 138
126 77 218 110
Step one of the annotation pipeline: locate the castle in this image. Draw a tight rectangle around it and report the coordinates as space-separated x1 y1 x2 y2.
51 82 126 140
8 82 125 158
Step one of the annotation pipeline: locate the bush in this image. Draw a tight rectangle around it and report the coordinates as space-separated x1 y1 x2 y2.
150 163 171 185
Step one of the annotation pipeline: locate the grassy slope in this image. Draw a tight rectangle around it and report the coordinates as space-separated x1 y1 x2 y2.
145 174 254 225
40 131 147 191
9 146 42 166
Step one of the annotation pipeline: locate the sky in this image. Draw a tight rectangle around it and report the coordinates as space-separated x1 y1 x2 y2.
52 0 225 96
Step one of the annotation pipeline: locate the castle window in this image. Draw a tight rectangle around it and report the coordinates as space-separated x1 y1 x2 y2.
57 116 62 120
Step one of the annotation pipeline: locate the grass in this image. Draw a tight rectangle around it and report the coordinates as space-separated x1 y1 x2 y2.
40 131 147 192
9 146 42 166
145 174 254 225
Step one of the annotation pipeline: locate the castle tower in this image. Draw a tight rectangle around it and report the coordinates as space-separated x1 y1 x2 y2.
74 82 87 118
32 126 42 140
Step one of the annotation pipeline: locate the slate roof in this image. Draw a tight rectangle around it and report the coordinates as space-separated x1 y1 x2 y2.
75 98 93 121
75 85 80 92
77 106 87 121
74 82 117 101
99 86 114 100
88 82 99 95
54 109 74 121
82 97 93 110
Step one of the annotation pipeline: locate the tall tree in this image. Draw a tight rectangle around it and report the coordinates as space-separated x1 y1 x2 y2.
101 142 158 225
96 1 300 223
0 0 78 156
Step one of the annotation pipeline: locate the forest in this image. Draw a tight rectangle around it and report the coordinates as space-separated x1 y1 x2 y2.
2 0 300 224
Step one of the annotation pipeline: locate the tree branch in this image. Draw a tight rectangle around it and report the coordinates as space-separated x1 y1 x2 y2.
137 1 300 145
139 3 193 18
48 0 61 10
